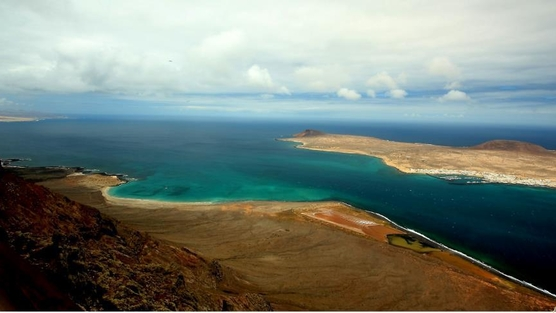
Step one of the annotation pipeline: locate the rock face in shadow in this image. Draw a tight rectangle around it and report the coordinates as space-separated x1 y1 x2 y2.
0 228 80 311
0 169 270 311
471 140 550 155
293 129 326 138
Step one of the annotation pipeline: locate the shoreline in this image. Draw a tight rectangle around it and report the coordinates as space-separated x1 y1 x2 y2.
48 171 556 300
410 168 556 188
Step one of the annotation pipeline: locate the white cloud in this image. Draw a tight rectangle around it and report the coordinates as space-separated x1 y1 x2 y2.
428 57 461 81
246 65 274 88
397 72 408 85
194 30 246 59
439 90 471 102
294 66 350 92
367 72 407 99
294 67 326 90
337 88 361 100
245 64 290 95
387 89 408 99
2 2 554 95
277 86 291 95
366 72 399 91
428 57 463 90
0 1 555 122
444 81 462 90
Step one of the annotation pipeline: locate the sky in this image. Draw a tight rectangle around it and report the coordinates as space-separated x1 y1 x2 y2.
1 0 556 125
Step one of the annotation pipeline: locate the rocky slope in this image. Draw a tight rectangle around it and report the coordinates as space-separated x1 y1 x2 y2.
0 168 270 311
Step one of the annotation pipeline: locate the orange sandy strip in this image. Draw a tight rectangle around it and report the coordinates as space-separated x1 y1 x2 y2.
302 210 404 242
362 225 405 241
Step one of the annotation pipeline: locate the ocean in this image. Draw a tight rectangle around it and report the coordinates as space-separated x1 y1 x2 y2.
1 117 556 294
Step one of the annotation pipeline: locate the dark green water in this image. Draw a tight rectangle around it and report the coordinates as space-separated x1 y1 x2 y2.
1 118 555 295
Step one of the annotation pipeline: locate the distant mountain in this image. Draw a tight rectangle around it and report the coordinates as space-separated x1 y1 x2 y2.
471 140 550 155
0 169 270 311
293 129 326 138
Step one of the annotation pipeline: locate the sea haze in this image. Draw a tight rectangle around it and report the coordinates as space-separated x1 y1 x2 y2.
1 117 556 294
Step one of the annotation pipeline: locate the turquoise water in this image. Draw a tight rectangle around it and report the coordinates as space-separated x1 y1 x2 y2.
1 117 556 294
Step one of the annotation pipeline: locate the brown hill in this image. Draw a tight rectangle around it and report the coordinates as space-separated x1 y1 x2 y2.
471 140 550 155
294 129 326 138
0 169 270 311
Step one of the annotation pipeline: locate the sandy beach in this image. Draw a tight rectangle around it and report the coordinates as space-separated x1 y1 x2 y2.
280 132 556 188
37 173 556 310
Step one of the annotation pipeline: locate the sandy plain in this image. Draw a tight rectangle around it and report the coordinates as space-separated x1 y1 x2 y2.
38 173 556 310
281 132 556 188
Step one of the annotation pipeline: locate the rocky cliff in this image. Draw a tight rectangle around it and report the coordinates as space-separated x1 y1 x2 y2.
0 168 270 311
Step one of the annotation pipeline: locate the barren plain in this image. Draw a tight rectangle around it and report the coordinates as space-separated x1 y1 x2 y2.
38 173 556 310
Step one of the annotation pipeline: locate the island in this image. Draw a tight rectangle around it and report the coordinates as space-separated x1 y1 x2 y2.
280 129 556 188
0 115 38 122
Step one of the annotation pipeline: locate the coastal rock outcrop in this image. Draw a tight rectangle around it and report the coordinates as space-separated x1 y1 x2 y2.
0 169 270 311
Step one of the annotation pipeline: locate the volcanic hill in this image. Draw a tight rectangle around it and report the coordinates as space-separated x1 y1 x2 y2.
471 140 550 155
293 129 326 138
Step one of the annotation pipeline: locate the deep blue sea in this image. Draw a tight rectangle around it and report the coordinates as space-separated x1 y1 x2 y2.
1 117 556 295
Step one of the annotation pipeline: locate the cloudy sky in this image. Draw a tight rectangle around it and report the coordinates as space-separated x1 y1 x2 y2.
1 0 556 124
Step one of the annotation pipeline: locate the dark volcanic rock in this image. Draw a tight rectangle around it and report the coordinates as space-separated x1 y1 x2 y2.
0 228 79 311
471 140 549 155
293 129 326 138
0 170 270 311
